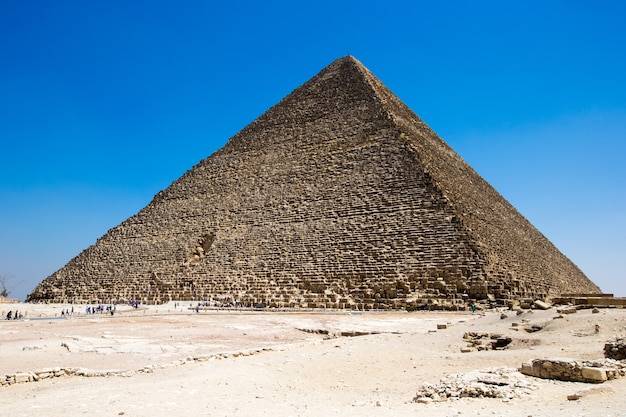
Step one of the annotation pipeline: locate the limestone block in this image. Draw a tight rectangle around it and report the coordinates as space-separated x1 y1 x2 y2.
533 300 551 310
14 373 32 383
581 367 607 382
520 362 533 376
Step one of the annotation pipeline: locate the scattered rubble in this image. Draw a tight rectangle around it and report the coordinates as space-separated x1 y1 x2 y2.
462 332 512 351
296 328 382 337
296 328 331 335
1 347 280 387
524 322 546 333
413 367 538 402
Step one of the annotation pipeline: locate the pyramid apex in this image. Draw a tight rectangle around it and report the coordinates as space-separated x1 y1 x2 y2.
337 55 359 62
331 55 366 68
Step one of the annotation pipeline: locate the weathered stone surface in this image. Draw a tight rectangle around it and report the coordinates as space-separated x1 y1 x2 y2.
413 367 538 402
26 56 600 308
581 367 607 382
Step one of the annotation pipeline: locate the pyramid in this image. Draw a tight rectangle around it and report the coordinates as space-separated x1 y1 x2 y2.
28 56 600 309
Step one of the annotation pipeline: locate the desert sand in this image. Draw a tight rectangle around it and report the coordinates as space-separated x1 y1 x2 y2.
1 302 625 416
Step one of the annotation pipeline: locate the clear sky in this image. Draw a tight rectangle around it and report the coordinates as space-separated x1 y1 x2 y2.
1 1 624 301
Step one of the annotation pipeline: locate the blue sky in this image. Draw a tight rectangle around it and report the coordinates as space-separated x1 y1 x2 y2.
1 1 624 301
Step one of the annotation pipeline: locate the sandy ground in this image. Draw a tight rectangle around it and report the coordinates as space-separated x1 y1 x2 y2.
1 302 625 416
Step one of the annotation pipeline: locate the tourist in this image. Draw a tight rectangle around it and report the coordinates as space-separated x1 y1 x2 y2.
6 311 12 320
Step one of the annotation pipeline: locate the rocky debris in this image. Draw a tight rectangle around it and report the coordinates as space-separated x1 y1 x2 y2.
520 357 626 383
339 330 379 337
604 337 626 360
524 322 546 333
296 328 383 337
516 298 552 310
296 328 331 335
533 300 551 310
413 367 538 402
0 367 68 386
462 332 512 351
0 346 285 388
492 337 513 349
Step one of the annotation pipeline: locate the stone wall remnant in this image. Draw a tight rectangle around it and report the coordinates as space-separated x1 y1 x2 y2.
604 337 626 360
520 357 626 383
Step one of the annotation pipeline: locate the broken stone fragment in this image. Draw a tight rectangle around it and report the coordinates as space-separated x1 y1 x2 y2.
533 300 551 310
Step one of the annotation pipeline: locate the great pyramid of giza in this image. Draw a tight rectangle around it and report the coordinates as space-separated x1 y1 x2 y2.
28 56 600 309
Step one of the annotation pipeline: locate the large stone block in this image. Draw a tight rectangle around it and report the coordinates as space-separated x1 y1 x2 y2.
14 373 32 383
581 367 607 382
